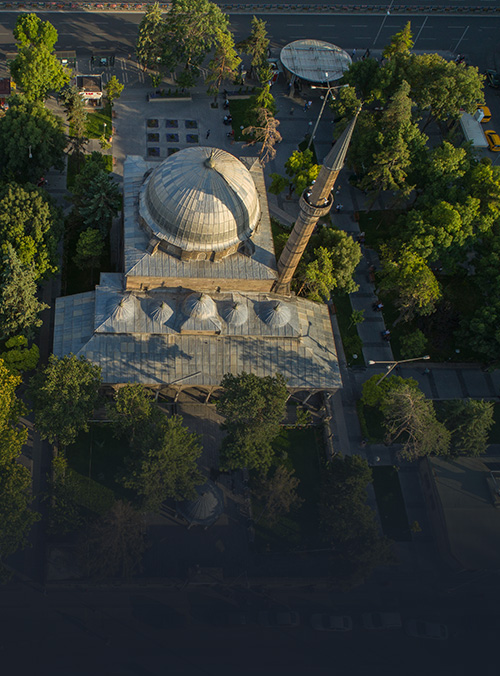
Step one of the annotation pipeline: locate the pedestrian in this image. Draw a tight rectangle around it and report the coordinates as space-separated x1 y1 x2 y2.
206 129 210 139
352 48 356 59
304 102 308 112
307 100 312 109
335 204 341 214
287 81 292 94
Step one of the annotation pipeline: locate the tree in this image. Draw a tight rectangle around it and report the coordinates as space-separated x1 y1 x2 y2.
381 380 450 461
76 171 122 235
162 0 229 78
9 14 70 102
79 500 146 578
122 414 203 510
442 399 494 457
0 96 66 183
107 383 155 448
63 85 88 156
382 21 414 60
217 372 288 473
378 246 441 322
406 53 484 127
0 335 39 374
0 358 40 579
399 329 428 359
46 454 84 535
0 245 48 340
361 373 420 409
74 228 105 273
29 354 102 447
342 57 382 103
105 75 124 106
238 16 269 75
301 227 362 297
243 107 282 166
319 455 394 588
330 85 362 121
252 465 302 525
136 2 164 70
0 184 62 280
206 29 240 105
269 149 319 198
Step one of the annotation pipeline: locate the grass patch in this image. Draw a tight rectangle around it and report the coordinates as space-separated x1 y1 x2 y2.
85 102 112 139
378 274 483 363
66 422 131 500
252 426 323 551
228 98 255 141
371 466 411 541
332 293 365 366
357 401 385 442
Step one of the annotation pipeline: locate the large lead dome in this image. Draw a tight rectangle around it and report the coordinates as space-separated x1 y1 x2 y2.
139 147 260 258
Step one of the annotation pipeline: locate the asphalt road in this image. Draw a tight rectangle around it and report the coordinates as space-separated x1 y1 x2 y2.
2 570 499 676
0 12 499 69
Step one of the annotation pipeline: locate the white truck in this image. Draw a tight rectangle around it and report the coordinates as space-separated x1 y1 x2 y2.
459 109 488 149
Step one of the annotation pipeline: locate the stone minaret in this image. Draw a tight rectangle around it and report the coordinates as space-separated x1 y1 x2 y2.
273 112 359 296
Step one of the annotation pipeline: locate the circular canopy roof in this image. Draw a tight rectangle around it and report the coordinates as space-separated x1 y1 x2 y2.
176 480 224 527
139 147 261 253
280 39 351 84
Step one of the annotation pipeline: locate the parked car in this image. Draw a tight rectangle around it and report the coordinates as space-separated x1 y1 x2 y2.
485 129 500 152
405 620 449 640
477 104 492 123
310 614 353 632
258 611 300 627
362 612 402 630
486 69 500 89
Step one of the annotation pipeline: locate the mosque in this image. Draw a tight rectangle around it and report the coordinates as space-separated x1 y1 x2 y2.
53 117 357 402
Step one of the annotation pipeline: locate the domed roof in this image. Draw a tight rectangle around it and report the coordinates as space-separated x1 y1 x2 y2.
176 480 224 527
221 299 248 327
148 300 173 323
108 294 137 321
139 147 261 253
260 300 291 327
183 292 217 320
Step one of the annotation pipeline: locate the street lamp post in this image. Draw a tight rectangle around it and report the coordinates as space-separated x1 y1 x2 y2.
103 122 107 138
307 75 348 150
28 145 32 159
368 355 430 386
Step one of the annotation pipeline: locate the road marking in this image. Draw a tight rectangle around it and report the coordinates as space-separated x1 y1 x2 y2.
287 24 303 27
480 26 497 29
352 25 368 28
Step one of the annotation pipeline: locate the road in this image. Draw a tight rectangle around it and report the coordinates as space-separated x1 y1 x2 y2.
2 569 499 676
0 12 499 69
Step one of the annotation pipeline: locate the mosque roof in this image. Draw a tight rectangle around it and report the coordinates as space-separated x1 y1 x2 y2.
139 147 261 252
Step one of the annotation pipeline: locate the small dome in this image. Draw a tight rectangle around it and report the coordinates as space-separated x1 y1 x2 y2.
221 300 248 327
108 294 136 321
149 300 173 323
139 147 261 253
176 480 224 527
260 300 291 327
183 292 217 320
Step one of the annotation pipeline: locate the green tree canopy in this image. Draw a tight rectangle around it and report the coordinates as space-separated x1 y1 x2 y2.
441 399 494 457
10 14 70 102
0 95 66 183
0 358 40 579
29 354 102 447
342 57 382 103
382 21 414 60
381 379 450 461
217 372 288 473
0 245 48 340
378 245 441 321
162 0 229 78
122 413 203 509
74 228 105 271
302 227 362 296
105 75 124 106
238 16 269 74
71 160 121 235
0 335 39 375
136 2 164 70
252 464 302 525
319 454 394 588
107 383 155 447
0 184 62 280
206 28 240 104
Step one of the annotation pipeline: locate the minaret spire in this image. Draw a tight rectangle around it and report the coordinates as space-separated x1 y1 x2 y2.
273 111 359 296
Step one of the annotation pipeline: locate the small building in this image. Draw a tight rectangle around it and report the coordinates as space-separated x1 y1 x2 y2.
280 39 351 86
76 75 103 106
55 50 77 68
